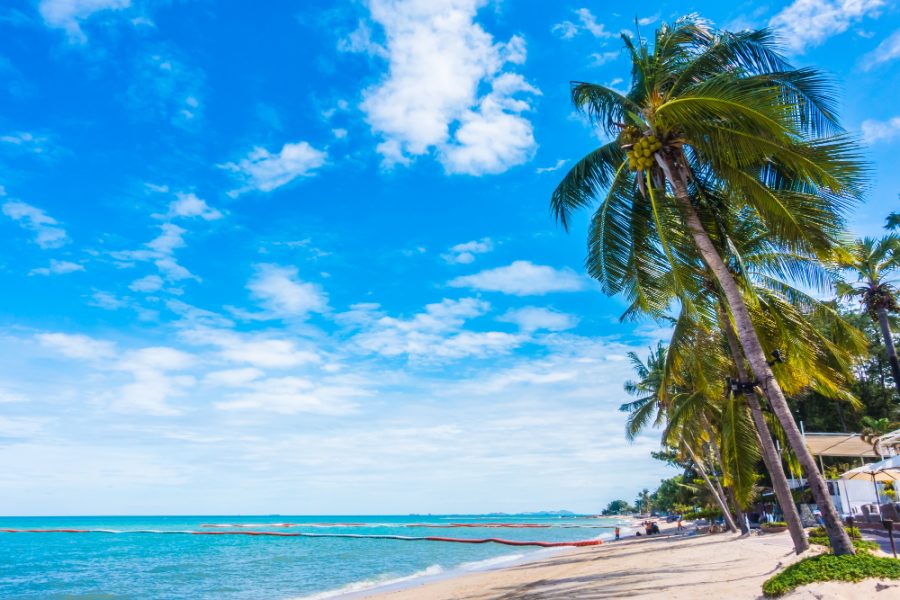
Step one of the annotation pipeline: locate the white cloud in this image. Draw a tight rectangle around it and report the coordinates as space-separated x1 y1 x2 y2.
499 307 578 332
126 51 204 129
353 0 538 174
246 264 328 319
589 51 619 66
346 297 522 361
860 116 900 144
441 237 493 264
147 223 186 254
180 327 320 369
37 332 116 360
89 290 127 310
0 131 52 155
0 389 28 404
769 0 885 53
553 8 617 40
215 375 362 415
2 201 68 249
111 347 196 415
638 14 659 26
161 192 222 221
29 259 84 276
111 223 198 283
39 0 131 42
338 18 387 56
861 29 900 70
204 368 264 387
129 274 164 293
448 261 586 295
221 141 327 195
535 158 567 174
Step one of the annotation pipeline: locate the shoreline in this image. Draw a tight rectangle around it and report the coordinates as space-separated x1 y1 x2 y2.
301 525 626 600
357 521 900 599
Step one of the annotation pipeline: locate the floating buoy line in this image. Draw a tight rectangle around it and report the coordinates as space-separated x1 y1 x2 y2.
198 522 616 529
0 527 603 548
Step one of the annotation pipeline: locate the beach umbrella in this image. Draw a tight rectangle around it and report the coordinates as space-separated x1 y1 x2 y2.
840 462 900 518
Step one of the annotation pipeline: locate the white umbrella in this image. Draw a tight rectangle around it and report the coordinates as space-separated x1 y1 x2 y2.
841 461 900 518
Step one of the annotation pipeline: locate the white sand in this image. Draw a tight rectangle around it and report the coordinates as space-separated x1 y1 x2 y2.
364 524 900 599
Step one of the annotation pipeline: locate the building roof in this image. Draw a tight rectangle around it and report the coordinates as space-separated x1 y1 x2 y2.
804 433 879 458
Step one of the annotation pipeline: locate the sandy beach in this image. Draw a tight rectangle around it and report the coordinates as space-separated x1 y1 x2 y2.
366 523 900 599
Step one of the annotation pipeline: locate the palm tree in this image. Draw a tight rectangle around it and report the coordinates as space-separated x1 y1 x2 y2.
620 339 742 531
636 488 652 514
860 416 900 455
552 18 864 554
620 342 668 439
838 235 900 397
886 211 900 231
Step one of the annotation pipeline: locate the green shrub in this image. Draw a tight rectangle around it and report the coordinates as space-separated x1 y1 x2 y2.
762 552 900 597
807 527 877 552
681 508 722 521
762 521 788 527
810 526 861 539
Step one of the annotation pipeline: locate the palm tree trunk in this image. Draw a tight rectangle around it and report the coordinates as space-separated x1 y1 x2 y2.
701 425 743 532
659 155 854 555
683 442 739 532
725 486 750 534
876 307 900 397
718 303 809 553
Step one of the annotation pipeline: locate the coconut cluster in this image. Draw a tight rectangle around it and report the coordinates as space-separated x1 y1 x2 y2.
626 135 662 171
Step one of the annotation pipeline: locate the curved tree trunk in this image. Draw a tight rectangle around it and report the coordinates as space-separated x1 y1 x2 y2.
659 154 854 555
876 307 900 397
718 303 809 553
702 424 744 532
683 442 739 532
726 486 750 535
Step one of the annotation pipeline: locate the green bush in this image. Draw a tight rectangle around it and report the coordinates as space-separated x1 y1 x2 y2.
808 535 879 552
762 553 900 597
681 508 722 521
807 527 877 552
762 521 788 527
810 526 861 539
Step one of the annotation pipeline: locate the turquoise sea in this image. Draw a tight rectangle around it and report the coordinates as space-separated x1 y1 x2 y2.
0 515 627 599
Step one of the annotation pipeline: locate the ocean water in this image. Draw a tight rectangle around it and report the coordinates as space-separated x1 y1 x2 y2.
0 515 626 599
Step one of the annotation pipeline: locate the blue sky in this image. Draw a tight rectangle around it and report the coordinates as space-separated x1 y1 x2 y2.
1 0 898 516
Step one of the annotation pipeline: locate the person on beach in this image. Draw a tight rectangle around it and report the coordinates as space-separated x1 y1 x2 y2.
615 527 620 540
677 519 683 532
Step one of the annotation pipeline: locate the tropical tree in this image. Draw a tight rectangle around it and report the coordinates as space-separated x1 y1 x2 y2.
619 340 742 531
636 488 653 514
887 208 900 231
602 499 634 515
838 235 900 397
860 416 900 455
552 17 864 554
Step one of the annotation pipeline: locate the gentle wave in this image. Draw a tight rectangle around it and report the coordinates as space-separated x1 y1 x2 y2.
458 552 526 571
292 564 444 600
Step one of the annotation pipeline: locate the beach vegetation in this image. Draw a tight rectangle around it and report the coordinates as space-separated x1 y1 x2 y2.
601 500 635 515
837 235 900 399
762 552 900 597
552 15 871 555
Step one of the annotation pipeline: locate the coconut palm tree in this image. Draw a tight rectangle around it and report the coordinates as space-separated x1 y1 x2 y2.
838 235 900 397
887 206 900 231
636 488 653 514
551 17 864 554
620 342 668 439
619 342 741 530
860 416 900 455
